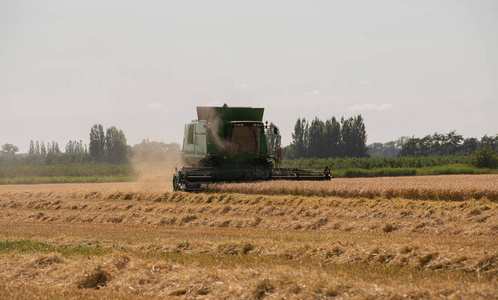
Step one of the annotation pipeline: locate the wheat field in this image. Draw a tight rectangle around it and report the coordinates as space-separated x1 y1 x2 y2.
0 175 496 299
206 174 498 201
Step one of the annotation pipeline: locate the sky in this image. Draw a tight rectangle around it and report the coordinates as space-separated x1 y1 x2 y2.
1 0 497 153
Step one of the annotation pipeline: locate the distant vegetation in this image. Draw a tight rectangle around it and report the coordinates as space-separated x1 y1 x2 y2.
0 123 182 184
1 120 497 185
282 115 368 159
397 131 498 157
277 116 497 176
368 131 498 158
0 124 135 184
280 154 497 177
21 124 130 164
282 116 497 160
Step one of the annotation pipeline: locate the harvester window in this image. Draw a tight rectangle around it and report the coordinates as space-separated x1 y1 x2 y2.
228 126 260 154
187 125 194 144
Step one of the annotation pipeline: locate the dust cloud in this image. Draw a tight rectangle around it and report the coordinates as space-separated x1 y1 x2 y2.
129 140 183 192
207 115 225 150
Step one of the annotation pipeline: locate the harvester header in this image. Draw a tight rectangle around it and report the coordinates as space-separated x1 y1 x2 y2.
173 104 330 191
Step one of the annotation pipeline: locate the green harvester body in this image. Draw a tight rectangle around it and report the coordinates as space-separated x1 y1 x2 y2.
173 104 330 191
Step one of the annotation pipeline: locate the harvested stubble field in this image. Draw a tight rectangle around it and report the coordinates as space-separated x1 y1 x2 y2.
0 174 497 299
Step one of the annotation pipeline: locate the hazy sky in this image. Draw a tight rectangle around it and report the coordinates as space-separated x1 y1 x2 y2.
2 0 497 153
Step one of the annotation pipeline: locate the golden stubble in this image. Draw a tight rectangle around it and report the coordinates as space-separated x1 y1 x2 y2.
0 175 496 298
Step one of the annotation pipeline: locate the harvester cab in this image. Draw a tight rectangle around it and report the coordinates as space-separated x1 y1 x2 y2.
173 104 330 191
182 104 271 166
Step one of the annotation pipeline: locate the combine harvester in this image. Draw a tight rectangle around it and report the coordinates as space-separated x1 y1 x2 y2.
173 104 331 191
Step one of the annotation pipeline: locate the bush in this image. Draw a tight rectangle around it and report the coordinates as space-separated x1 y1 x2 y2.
470 147 498 168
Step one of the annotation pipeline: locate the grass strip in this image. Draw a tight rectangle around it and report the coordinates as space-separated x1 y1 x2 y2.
0 240 108 256
333 166 495 178
0 176 136 185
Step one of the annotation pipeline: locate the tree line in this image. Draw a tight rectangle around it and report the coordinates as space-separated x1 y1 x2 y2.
3 120 497 163
367 138 406 158
1 124 129 165
283 115 368 159
28 141 63 156
397 131 498 157
88 124 128 163
279 114 497 160
26 140 88 156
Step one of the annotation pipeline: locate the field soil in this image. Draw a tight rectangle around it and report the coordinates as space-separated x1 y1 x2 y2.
0 175 497 299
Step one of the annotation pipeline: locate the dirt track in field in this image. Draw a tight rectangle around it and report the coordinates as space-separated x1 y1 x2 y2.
0 175 497 299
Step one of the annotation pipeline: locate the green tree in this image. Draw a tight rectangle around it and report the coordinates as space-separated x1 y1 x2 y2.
341 115 368 157
340 117 354 157
281 144 296 159
291 118 309 158
443 130 463 156
78 140 86 154
481 135 498 152
89 124 106 162
368 142 384 158
1 144 19 156
105 126 128 163
65 140 85 154
47 141 61 154
398 137 419 157
265 122 281 156
40 142 47 156
461 137 480 155
308 117 324 158
398 131 492 157
430 133 443 156
368 140 402 158
290 115 367 158
351 115 369 157
324 117 341 157
419 135 432 157
28 140 36 155
66 140 75 154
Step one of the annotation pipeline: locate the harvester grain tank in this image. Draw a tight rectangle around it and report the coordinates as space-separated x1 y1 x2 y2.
173 104 330 191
